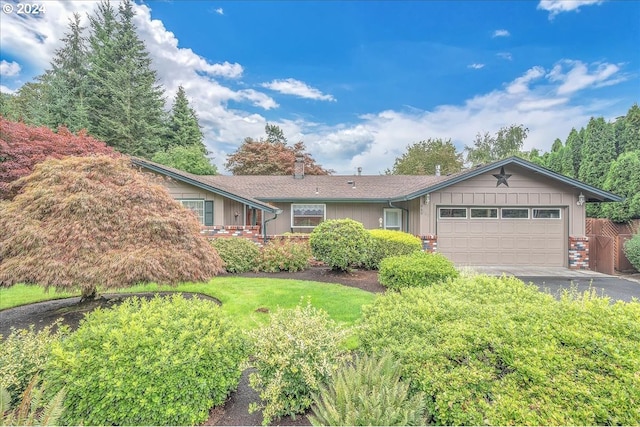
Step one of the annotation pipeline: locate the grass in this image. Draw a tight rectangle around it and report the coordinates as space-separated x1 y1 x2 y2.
0 277 376 330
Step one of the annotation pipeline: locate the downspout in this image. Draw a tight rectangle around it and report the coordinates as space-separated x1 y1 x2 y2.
262 209 283 242
388 201 409 233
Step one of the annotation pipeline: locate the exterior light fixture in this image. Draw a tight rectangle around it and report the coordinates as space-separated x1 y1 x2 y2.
347 180 356 189
577 192 585 206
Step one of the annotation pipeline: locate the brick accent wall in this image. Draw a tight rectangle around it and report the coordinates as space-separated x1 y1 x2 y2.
201 225 261 242
420 235 438 253
569 236 589 270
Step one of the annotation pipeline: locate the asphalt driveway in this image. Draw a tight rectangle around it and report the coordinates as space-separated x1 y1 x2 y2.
465 266 640 302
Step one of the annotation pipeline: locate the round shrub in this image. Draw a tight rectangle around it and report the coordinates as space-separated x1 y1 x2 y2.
211 237 260 273
257 239 311 272
248 302 349 425
623 232 640 271
358 276 640 425
378 251 458 290
309 219 371 271
364 229 423 269
44 294 247 426
309 352 427 426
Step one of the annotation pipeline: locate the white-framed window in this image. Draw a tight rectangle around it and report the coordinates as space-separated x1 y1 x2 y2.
180 200 205 224
439 208 467 218
292 203 325 228
533 208 561 219
501 208 529 219
383 208 402 230
470 208 498 218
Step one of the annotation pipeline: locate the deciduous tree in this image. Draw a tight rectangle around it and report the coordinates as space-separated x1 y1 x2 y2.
465 124 529 165
386 138 463 175
152 145 217 175
0 156 224 299
0 117 116 199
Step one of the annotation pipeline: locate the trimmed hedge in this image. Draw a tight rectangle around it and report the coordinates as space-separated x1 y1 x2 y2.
211 238 260 273
257 239 311 272
378 251 458 290
358 275 640 425
44 294 247 426
363 229 423 269
623 232 640 271
310 219 371 271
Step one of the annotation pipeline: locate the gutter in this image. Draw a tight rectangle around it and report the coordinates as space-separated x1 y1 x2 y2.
262 209 283 242
388 201 409 233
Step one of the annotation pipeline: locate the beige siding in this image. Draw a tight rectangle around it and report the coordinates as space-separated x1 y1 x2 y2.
151 175 223 224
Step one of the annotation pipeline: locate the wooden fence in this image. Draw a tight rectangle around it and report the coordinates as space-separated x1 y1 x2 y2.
586 218 639 274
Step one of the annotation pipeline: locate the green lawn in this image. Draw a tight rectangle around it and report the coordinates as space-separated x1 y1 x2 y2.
0 277 376 329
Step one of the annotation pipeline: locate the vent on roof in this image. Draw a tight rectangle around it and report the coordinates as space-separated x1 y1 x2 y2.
435 165 441 176
293 155 304 179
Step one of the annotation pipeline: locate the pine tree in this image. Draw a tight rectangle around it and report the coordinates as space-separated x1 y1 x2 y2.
86 0 165 158
165 86 205 151
47 13 90 132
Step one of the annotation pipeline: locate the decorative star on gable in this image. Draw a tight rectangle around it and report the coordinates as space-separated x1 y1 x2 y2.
493 166 512 187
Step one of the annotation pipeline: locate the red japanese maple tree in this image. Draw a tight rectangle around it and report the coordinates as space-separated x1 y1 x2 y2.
0 116 117 199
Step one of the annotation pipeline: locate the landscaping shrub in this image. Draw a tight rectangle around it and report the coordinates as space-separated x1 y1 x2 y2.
256 239 311 272
248 302 349 425
623 232 640 271
44 294 247 426
363 229 423 269
0 322 68 407
309 352 427 426
358 275 640 425
378 251 458 290
211 237 260 273
309 219 371 271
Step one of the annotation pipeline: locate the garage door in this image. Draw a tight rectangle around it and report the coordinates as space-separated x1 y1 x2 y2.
437 207 566 266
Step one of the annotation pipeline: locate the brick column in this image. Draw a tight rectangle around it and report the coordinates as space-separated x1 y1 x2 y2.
420 235 438 253
569 236 589 270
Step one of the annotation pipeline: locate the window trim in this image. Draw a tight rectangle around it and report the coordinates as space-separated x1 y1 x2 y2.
291 203 326 228
179 199 205 224
470 208 498 219
383 208 402 230
438 208 468 219
532 208 562 219
501 208 530 219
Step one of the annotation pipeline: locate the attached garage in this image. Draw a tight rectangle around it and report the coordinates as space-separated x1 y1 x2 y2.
437 206 567 266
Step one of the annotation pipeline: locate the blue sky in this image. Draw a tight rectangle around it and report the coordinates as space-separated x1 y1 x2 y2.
1 0 639 174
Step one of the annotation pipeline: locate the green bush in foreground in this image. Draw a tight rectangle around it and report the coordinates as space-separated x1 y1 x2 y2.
1 376 66 426
310 219 371 271
248 303 349 425
624 232 640 271
44 294 247 426
309 352 427 426
0 322 68 407
257 239 311 272
378 251 458 290
363 229 423 269
211 237 260 273
358 275 640 425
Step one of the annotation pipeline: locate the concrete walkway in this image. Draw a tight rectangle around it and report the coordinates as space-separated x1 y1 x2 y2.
461 266 610 278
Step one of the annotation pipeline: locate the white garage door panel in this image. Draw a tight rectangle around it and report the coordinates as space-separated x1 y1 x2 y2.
438 211 566 267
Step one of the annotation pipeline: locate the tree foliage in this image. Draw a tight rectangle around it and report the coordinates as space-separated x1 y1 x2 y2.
226 124 332 175
151 145 217 175
0 117 116 199
465 124 529 165
601 150 640 222
165 86 205 151
0 156 224 299
386 138 463 175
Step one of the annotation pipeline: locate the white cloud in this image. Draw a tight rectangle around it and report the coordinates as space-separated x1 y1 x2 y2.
0 60 21 76
261 78 336 101
546 60 623 94
214 7 224 15
468 63 485 70
506 66 546 94
497 52 513 61
492 29 510 38
0 85 16 94
537 0 604 19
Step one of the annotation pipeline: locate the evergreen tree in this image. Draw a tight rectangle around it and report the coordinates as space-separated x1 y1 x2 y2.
562 128 583 178
86 0 165 158
601 150 640 223
47 13 90 132
620 104 640 153
165 86 205 151
7 80 52 126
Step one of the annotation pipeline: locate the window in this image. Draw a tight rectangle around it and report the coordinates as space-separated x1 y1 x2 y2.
501 208 529 219
292 204 325 227
180 200 205 224
470 208 498 218
439 208 467 218
384 208 402 230
533 208 561 219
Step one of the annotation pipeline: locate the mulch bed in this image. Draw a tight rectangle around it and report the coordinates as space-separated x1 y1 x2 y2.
0 266 384 426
